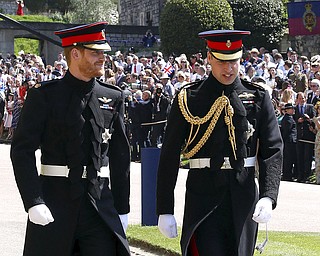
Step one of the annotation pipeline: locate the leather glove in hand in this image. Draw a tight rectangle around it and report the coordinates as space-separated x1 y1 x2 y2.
28 204 54 226
252 197 273 223
119 214 128 232
158 214 178 238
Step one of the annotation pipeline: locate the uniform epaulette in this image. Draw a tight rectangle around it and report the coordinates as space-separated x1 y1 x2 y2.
96 79 122 92
33 79 59 89
181 80 202 90
241 79 266 91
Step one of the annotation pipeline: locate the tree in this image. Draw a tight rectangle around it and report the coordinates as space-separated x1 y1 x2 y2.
159 0 234 57
64 0 118 24
229 0 286 50
47 0 73 14
24 0 47 13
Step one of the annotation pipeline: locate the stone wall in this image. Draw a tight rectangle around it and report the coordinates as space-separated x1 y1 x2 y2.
288 35 320 58
107 24 159 50
0 0 18 14
119 0 166 26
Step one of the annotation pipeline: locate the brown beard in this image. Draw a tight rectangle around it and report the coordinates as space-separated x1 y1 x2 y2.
78 57 104 79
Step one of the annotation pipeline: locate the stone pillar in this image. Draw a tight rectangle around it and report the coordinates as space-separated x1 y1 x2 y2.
42 41 63 66
0 30 14 55
40 31 64 66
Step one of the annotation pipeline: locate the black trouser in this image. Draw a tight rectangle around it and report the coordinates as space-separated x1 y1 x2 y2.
296 141 314 181
282 142 297 181
150 123 165 147
72 195 117 256
193 192 236 256
24 180 118 256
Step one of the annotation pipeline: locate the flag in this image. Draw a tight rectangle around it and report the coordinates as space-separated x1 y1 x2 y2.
288 1 320 36
163 62 175 75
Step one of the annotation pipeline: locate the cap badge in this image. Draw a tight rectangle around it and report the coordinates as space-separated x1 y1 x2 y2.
101 30 106 40
226 40 232 48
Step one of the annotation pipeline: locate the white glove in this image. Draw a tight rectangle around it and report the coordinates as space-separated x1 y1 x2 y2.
252 197 273 223
119 214 128 232
158 214 178 238
28 204 54 226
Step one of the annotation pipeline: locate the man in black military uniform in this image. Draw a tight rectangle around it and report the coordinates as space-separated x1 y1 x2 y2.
10 22 131 256
156 30 283 256
280 103 297 181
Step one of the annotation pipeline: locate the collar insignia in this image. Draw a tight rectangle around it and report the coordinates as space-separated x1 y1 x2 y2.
98 97 112 104
238 92 255 100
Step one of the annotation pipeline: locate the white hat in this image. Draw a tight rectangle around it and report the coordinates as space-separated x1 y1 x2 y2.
160 73 170 79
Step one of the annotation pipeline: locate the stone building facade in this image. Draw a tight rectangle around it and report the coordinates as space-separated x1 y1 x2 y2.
0 0 19 14
119 0 166 26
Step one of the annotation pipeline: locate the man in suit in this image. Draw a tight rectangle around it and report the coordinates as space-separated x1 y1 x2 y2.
156 30 283 255
115 66 127 87
294 92 316 182
280 103 297 181
306 78 320 105
10 22 131 256
131 55 144 75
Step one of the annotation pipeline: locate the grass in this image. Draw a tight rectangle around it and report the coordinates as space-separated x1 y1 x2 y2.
127 225 320 256
0 14 56 23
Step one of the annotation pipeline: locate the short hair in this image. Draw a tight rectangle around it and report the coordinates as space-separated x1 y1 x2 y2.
64 45 85 66
284 60 293 68
274 53 283 60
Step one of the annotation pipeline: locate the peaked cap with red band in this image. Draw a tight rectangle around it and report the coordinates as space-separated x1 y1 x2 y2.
199 30 250 61
54 21 111 51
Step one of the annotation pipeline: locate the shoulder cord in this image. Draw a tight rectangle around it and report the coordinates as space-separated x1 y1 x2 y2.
178 88 237 159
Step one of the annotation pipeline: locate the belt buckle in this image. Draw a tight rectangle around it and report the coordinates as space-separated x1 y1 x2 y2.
221 157 232 169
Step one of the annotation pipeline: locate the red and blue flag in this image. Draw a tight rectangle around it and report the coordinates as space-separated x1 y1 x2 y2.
288 1 320 36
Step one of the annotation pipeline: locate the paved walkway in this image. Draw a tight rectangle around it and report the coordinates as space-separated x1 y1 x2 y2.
0 144 320 255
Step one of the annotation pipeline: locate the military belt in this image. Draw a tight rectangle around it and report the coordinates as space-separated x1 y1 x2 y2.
189 156 256 169
40 164 109 178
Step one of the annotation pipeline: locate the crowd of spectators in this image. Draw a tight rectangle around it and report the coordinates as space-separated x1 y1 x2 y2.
1 45 320 184
240 46 320 184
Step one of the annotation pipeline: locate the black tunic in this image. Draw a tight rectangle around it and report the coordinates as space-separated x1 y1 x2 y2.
156 74 283 256
11 71 131 256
